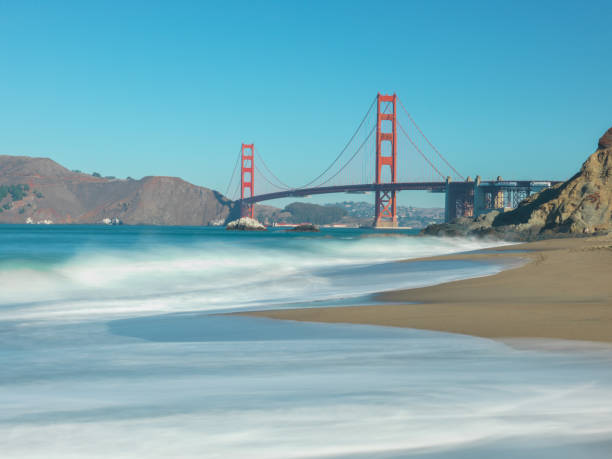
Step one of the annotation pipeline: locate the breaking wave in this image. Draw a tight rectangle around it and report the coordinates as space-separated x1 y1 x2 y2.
0 229 511 322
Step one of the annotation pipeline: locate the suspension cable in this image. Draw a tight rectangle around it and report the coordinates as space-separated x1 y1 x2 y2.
317 125 376 187
397 97 464 180
225 148 242 197
295 94 377 189
231 181 241 201
310 96 392 188
254 148 292 190
397 120 445 179
255 166 293 191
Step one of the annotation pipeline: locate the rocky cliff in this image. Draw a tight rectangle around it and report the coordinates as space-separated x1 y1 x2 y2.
423 128 612 239
598 127 612 150
0 155 234 225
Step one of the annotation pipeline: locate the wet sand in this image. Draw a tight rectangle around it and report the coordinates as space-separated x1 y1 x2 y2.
241 233 612 343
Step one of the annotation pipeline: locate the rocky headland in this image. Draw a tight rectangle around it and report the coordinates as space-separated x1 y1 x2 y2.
0 155 235 225
423 128 612 240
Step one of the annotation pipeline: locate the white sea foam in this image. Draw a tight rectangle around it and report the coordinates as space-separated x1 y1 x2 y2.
1 229 612 458
2 322 612 459
0 235 513 322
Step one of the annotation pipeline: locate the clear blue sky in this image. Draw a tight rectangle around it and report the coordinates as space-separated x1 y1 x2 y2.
1 0 610 208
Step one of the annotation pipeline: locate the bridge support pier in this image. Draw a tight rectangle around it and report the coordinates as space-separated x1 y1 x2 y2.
374 93 398 228
240 143 254 219
444 178 554 222
444 180 475 222
374 190 398 227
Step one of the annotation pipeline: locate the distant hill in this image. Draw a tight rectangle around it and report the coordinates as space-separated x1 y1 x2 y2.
283 202 347 225
0 155 233 225
254 202 347 226
252 200 444 227
328 201 444 227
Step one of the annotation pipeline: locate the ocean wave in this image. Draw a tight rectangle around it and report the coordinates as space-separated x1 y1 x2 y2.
0 234 511 322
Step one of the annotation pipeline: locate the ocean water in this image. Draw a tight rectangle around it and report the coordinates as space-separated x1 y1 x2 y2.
1 225 612 458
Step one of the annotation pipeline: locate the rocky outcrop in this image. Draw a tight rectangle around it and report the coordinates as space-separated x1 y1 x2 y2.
423 127 612 239
422 211 502 238
226 217 266 231
286 223 320 232
493 143 611 236
0 155 233 225
599 127 612 150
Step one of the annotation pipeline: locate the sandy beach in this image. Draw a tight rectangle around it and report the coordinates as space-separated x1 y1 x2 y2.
242 233 612 343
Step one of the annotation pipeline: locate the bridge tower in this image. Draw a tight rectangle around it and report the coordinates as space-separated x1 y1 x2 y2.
374 93 398 227
240 143 254 218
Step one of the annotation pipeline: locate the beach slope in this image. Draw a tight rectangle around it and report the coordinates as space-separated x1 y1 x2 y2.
242 234 612 342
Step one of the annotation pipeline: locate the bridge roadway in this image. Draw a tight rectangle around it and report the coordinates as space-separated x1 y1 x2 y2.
239 180 556 205
240 182 446 204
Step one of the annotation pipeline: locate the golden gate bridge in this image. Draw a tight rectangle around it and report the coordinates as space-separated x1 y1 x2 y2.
226 93 558 226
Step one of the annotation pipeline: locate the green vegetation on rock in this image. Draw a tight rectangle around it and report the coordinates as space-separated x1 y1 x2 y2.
0 184 29 202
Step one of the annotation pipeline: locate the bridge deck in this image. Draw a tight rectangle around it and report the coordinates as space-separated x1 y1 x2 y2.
240 182 447 204
240 180 559 204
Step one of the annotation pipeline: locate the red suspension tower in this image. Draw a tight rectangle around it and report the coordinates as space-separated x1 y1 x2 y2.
240 143 254 218
374 93 398 227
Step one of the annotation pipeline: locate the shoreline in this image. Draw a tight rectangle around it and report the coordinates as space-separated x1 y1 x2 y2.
239 233 612 343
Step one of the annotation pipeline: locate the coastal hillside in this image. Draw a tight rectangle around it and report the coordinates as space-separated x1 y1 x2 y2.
424 127 612 239
492 127 612 235
254 201 444 228
0 155 233 225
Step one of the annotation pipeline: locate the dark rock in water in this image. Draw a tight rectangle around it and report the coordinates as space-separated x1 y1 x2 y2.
421 211 507 239
286 223 320 232
226 217 266 231
422 127 612 240
599 127 612 150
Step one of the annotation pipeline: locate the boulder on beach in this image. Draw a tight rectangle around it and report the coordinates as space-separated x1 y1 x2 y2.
286 223 320 232
226 217 266 231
